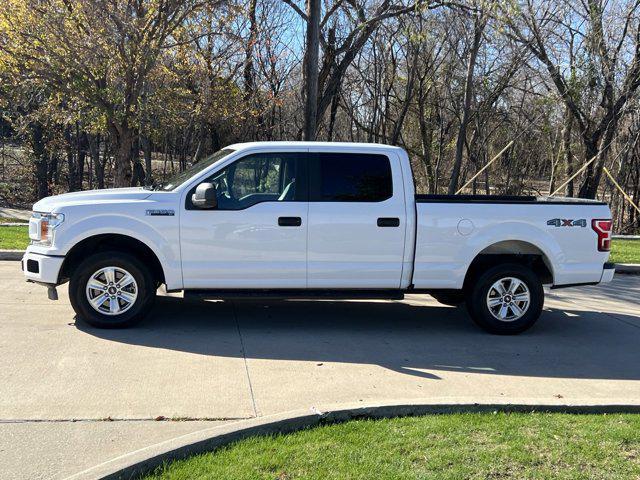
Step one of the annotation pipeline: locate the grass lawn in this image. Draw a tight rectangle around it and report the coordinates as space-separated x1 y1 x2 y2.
144 413 640 480
0 226 29 249
611 239 640 264
0 216 28 223
0 223 638 263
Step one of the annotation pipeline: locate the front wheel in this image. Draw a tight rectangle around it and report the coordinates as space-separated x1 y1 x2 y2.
69 251 156 328
466 263 543 335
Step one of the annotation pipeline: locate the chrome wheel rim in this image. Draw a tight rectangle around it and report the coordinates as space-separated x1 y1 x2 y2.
85 267 138 316
486 277 530 322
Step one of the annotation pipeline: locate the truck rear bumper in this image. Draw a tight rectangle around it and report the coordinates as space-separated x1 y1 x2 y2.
551 263 615 289
21 251 64 285
600 262 615 283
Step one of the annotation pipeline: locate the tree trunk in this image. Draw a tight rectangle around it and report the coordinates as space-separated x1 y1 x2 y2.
48 152 58 186
131 135 145 186
76 129 87 191
302 0 321 140
327 87 340 141
418 89 435 193
448 17 484 194
88 133 105 189
29 122 49 199
484 168 490 195
64 126 78 192
577 136 601 199
562 113 574 197
132 160 146 186
390 51 417 146
110 123 134 187
243 0 258 98
579 125 615 199
141 134 153 186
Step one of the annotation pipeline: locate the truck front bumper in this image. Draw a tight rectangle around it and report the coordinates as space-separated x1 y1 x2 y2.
21 251 64 285
600 262 615 283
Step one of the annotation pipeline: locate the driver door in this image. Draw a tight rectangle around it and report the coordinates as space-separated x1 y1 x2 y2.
180 151 308 289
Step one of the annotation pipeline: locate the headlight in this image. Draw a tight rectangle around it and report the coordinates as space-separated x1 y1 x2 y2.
29 212 64 246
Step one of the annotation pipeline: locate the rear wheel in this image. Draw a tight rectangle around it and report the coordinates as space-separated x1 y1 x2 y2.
465 263 543 335
69 251 156 328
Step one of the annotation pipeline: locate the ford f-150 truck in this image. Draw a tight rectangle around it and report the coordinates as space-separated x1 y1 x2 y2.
22 142 615 334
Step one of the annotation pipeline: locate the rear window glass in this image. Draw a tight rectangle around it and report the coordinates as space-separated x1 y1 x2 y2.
312 153 392 202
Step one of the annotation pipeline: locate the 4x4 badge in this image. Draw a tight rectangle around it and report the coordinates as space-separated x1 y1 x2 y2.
547 218 586 227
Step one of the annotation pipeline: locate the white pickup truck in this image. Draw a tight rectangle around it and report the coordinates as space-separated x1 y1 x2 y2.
22 142 615 334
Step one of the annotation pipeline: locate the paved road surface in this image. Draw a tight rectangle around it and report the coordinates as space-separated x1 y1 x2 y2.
1 261 639 479
0 208 30 221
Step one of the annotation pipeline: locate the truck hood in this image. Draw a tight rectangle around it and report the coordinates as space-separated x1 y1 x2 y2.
32 187 153 213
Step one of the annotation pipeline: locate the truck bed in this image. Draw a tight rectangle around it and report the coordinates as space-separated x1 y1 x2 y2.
411 195 611 290
415 194 606 205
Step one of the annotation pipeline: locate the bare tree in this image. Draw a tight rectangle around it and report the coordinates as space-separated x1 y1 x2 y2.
449 9 486 194
503 0 640 198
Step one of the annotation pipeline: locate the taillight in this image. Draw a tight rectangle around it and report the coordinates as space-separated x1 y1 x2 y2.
591 219 612 252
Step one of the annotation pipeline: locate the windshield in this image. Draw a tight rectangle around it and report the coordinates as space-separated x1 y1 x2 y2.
151 148 235 191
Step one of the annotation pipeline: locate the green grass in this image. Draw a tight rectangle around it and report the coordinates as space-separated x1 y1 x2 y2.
0 221 638 264
0 225 29 249
610 239 640 264
143 413 640 480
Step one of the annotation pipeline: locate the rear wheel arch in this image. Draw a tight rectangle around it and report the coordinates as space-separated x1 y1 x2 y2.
59 233 165 286
463 240 554 291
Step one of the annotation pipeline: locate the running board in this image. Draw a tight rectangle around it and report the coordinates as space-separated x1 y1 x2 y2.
183 289 405 301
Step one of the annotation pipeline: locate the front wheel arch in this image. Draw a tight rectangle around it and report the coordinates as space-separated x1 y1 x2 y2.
59 233 165 286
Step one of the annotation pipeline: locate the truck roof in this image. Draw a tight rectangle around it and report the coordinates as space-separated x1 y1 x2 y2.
226 141 405 152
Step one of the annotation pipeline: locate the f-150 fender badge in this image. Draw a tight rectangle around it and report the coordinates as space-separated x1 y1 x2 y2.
547 218 586 227
146 209 175 216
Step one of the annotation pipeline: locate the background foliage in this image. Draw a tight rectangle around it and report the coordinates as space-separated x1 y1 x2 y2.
1 0 639 232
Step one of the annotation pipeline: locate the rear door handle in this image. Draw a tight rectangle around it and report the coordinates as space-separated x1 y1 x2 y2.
278 216 302 227
377 217 400 227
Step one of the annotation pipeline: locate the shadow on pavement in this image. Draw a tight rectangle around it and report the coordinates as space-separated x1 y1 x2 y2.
76 290 640 382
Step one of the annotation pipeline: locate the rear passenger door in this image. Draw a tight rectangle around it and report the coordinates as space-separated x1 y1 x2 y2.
306 149 407 288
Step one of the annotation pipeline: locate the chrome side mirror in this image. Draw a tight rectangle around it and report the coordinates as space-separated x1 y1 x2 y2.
191 182 217 209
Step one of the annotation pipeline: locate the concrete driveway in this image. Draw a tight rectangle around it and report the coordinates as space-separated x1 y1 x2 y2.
1 260 640 479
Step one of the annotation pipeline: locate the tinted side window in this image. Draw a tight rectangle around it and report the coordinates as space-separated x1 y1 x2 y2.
311 153 392 202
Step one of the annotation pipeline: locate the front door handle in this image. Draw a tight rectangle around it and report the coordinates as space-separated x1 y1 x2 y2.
377 217 400 227
278 216 302 227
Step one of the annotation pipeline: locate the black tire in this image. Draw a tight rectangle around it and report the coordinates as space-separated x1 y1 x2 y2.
465 263 543 335
431 292 465 307
69 251 156 328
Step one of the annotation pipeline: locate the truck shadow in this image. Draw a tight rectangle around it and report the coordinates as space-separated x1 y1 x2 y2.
76 291 640 382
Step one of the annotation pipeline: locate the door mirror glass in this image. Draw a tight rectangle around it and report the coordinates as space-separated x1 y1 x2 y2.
191 182 217 209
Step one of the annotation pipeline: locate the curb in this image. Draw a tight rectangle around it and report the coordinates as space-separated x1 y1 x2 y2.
0 250 23 261
615 263 640 274
65 401 640 480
